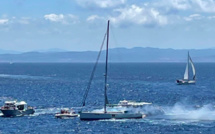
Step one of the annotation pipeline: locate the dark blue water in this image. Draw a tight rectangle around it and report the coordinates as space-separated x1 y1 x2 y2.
1 63 215 133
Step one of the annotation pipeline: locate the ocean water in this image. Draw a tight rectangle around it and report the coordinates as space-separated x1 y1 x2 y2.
0 63 215 133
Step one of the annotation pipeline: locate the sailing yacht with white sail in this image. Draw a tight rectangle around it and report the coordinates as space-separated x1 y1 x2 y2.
176 51 196 85
79 20 143 120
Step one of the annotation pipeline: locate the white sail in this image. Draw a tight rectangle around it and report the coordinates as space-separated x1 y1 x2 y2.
177 52 196 84
184 63 189 80
189 55 196 80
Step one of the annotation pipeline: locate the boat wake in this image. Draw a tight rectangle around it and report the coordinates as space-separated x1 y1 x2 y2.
91 104 164 116
33 107 60 116
95 102 215 125
33 107 80 116
160 103 215 121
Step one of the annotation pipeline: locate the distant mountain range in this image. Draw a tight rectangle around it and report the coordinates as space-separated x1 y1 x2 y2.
0 49 21 54
0 47 215 63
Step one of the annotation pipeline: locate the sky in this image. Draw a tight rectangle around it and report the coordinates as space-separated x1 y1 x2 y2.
0 0 215 52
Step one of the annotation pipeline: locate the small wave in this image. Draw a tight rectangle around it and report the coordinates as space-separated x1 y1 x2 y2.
0 74 52 80
100 118 132 122
0 97 14 104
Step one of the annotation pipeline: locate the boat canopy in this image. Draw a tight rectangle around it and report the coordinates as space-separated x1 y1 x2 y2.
16 101 27 105
5 101 27 105
5 101 16 104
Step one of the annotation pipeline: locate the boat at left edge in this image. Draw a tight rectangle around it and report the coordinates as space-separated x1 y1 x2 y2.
1 100 35 117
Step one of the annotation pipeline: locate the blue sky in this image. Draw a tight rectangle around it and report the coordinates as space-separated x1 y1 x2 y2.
0 0 215 52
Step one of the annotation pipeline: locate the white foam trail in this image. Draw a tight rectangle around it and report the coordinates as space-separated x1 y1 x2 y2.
91 105 163 116
32 103 215 122
34 107 61 116
34 107 79 116
93 103 215 122
162 103 215 121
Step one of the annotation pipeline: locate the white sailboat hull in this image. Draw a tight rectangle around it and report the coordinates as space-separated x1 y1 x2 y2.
176 79 195 85
80 112 143 120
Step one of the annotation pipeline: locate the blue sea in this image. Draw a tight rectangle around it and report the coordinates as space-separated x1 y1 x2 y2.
1 63 215 134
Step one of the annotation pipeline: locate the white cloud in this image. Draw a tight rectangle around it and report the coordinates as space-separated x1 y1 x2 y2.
0 19 9 24
158 0 215 13
208 16 215 19
76 0 126 8
44 14 79 24
109 5 168 26
193 0 215 12
0 17 32 25
170 0 191 10
184 14 203 21
87 15 104 22
80 0 215 26
44 14 64 22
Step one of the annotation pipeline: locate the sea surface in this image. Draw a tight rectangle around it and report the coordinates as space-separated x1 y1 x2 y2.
0 63 215 134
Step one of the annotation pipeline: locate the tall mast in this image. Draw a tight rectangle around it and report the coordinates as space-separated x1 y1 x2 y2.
104 20 110 113
187 51 189 80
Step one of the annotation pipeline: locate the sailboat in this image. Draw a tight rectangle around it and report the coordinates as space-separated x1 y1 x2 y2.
176 51 196 85
79 20 143 120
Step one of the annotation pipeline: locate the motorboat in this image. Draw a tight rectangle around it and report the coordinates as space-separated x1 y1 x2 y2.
1 100 35 117
176 51 196 85
55 108 78 118
80 20 144 120
107 100 152 108
107 100 164 116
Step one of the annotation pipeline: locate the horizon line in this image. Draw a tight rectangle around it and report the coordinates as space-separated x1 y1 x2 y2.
1 47 215 54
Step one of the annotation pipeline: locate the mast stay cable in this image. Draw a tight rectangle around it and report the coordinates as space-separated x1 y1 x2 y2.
81 32 107 107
